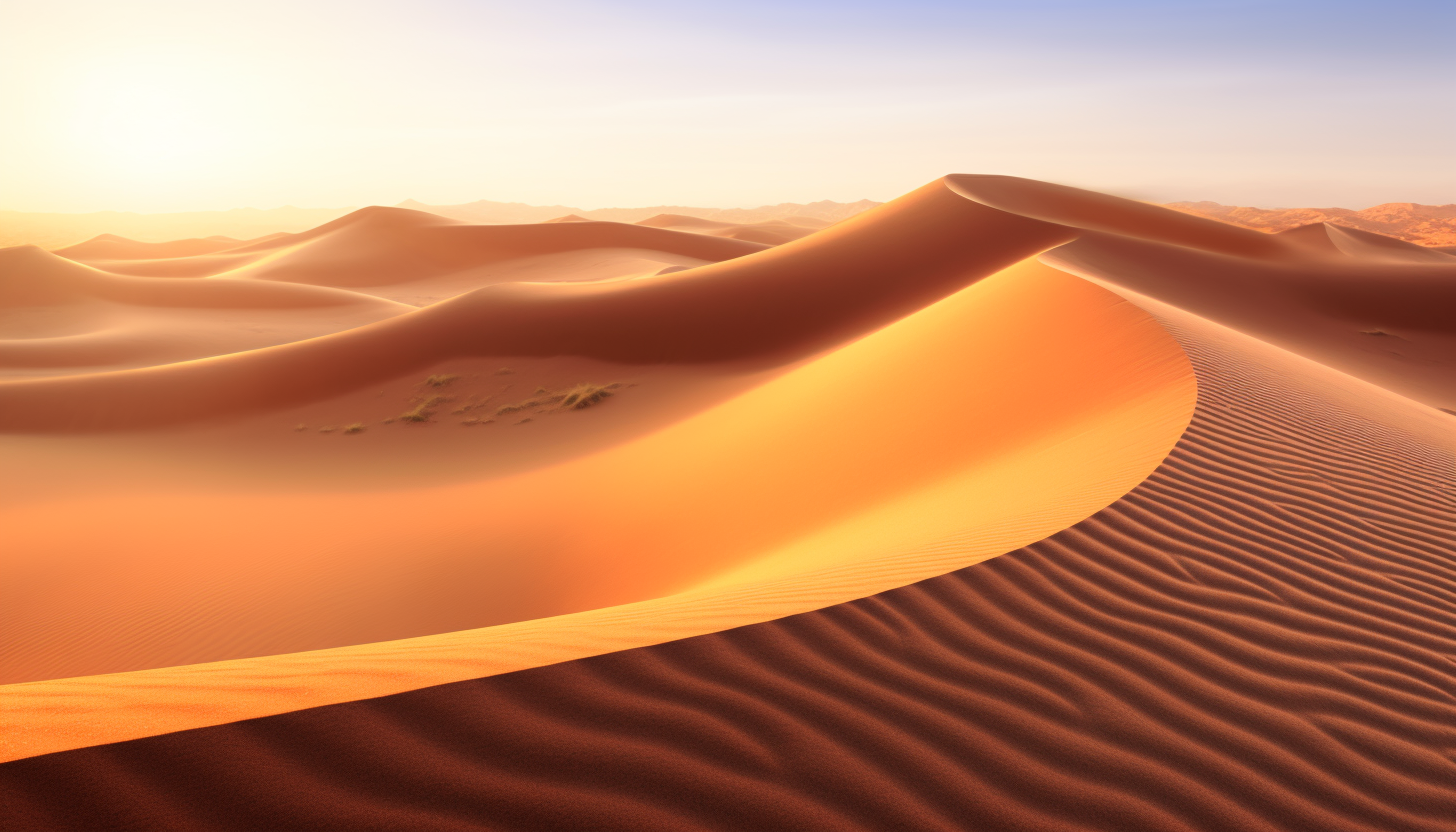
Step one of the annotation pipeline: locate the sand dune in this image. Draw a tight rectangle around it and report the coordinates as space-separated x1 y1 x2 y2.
400 196 880 227
51 234 248 261
1169 199 1456 246
635 213 822 245
0 246 406 376
0 259 1193 689
2 174 1452 831
1045 228 1456 412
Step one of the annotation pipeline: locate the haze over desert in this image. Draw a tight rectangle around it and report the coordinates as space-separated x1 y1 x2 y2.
1 1 1453 831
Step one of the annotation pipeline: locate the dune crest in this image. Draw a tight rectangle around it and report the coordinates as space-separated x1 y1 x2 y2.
0 260 1195 759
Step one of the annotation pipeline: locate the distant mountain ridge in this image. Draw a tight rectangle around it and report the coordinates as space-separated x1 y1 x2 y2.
1167 200 1456 246
395 198 883 226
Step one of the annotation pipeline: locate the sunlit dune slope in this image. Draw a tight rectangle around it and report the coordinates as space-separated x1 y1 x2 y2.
0 260 1195 758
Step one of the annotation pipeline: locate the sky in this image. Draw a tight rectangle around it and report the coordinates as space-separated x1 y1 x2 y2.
1 0 1452 213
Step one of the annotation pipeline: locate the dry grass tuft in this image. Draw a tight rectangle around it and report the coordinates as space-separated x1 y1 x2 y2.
343 423 366 434
491 382 622 417
560 382 618 410
318 425 337 433
293 423 307 432
424 374 459 387
399 395 449 422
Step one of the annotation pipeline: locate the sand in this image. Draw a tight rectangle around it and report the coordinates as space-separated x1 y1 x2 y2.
1 174 1452 831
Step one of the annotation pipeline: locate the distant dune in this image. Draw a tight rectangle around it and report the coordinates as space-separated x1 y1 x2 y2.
0 198 879 251
398 196 881 226
1168 199 1456 246
0 206 355 251
1 175 1452 831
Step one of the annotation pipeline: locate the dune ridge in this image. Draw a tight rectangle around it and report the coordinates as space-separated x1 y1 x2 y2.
0 261 1195 753
0 179 1074 430
2 282 1449 831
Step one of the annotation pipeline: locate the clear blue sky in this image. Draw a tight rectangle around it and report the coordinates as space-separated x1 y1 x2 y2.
2 0 1451 212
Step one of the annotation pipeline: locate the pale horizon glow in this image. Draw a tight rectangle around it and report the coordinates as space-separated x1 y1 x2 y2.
1 0 1452 215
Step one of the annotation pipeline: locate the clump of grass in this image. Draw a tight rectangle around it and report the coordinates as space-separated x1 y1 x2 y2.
424 374 458 387
516 417 533 424
1360 329 1389 336
343 423 366 434
399 394 448 422
294 423 307 432
561 382 618 410
318 425 337 433
491 382 622 418
381 417 395 424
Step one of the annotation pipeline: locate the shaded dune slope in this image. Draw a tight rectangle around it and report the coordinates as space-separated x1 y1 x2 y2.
51 234 246 261
0 180 1075 430
3 292 1451 831
53 207 768 282
1046 235 1456 412
0 246 407 374
635 213 822 245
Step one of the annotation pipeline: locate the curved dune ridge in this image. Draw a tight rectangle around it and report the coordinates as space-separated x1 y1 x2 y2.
1 174 1453 830
0 261 1195 745
2 289 1450 831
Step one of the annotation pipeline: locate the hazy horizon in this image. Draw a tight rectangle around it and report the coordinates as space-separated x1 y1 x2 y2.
3 0 1452 214
5 188 1456 220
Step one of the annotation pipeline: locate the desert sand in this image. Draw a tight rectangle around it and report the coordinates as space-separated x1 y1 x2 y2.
1 175 1453 831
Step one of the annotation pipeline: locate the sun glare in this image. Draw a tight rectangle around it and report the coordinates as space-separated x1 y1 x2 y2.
66 63 240 181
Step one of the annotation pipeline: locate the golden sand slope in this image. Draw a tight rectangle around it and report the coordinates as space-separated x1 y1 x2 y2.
0 260 1195 761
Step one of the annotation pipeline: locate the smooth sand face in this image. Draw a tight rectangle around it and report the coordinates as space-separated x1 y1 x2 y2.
0 259 1195 761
